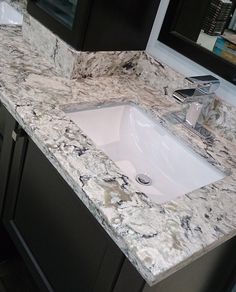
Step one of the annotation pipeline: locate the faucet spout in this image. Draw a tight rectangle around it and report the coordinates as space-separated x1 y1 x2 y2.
173 75 220 104
172 87 214 104
185 75 220 94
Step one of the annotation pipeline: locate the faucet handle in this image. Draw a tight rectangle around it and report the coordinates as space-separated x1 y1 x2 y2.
185 75 220 94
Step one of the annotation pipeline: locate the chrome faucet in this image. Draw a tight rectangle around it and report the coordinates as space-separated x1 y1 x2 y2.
172 75 220 140
173 75 220 103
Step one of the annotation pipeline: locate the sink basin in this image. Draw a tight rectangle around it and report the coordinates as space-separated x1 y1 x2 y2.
0 2 23 25
65 104 225 203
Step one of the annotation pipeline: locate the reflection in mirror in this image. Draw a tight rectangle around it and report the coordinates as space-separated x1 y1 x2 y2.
174 0 236 65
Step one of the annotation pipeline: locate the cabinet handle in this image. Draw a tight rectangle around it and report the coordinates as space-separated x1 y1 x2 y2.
12 128 26 142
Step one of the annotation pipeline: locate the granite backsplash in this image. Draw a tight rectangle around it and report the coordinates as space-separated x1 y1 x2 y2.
19 4 236 139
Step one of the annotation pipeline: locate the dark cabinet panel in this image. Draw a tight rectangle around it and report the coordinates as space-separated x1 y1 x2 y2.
27 0 161 51
0 105 22 264
0 104 17 216
3 137 126 292
14 140 123 292
83 0 161 51
113 259 145 292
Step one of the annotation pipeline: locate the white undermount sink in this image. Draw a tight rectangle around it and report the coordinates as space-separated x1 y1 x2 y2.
0 2 23 25
66 104 225 204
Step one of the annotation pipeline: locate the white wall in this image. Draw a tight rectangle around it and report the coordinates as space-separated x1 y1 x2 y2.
146 0 236 106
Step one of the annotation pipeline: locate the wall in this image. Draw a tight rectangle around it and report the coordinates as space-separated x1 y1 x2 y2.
146 0 236 106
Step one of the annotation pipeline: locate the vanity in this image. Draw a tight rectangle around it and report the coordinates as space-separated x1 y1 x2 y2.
2 115 143 292
0 1 236 292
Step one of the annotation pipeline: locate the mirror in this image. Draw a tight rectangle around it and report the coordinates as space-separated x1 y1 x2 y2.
159 0 236 85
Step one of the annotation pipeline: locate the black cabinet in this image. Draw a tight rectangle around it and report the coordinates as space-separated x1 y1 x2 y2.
27 0 161 51
0 103 17 216
0 104 21 263
2 133 144 292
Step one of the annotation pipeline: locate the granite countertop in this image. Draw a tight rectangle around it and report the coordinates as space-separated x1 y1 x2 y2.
1 25 236 287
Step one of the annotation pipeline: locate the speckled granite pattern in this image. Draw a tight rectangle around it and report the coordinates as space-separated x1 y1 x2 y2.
205 98 236 141
22 14 188 90
21 12 236 120
21 9 236 133
1 26 236 287
22 14 143 79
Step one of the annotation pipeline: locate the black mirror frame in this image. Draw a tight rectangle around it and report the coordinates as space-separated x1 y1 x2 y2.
158 0 236 86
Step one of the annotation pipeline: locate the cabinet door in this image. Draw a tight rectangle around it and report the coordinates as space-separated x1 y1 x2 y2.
0 104 17 215
3 137 125 292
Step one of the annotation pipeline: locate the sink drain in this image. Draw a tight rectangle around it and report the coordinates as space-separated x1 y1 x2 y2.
135 174 152 186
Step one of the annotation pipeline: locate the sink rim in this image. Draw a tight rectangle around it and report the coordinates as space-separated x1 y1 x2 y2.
63 102 227 204
62 101 229 176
